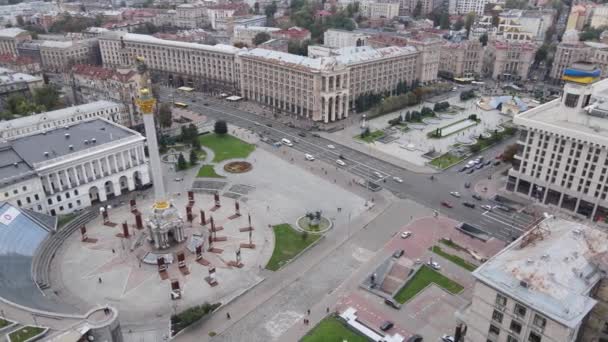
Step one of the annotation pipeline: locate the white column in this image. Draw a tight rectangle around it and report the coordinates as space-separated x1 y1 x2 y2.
112 154 119 172
46 175 54 194
120 152 126 171
56 172 64 191
90 162 97 180
64 169 72 188
128 149 134 167
73 167 80 186
104 157 111 175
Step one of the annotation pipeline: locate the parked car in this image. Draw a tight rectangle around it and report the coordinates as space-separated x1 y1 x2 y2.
428 261 441 270
458 166 468 172
203 103 209 106
481 205 493 211
265 123 273 127
305 154 315 161
475 163 484 170
407 334 423 342
484 160 492 166
393 176 403 183
400 231 412 239
312 133 321 138
463 202 476 208
174 177 183 182
450 191 461 198
327 144 336 149
393 249 404 258
464 182 471 189
472 194 482 200
384 298 401 309
380 321 394 332
442 335 455 342
467 168 475 174
496 205 511 212
298 132 307 137
493 161 501 166
441 201 453 208
374 171 383 178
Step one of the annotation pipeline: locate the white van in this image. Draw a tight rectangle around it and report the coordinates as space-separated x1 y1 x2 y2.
281 138 293 146
336 159 346 166
305 154 315 161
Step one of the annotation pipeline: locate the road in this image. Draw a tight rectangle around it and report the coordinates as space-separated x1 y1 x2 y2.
159 88 535 241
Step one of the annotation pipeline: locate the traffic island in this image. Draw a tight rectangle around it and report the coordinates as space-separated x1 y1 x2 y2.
301 315 367 342
393 265 464 304
265 224 321 271
8 326 47 342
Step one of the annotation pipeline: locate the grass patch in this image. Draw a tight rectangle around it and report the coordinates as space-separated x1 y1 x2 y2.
301 316 367 342
171 302 221 337
0 318 9 329
198 133 255 163
57 213 78 229
430 246 477 271
266 224 320 271
439 238 466 251
197 165 224 178
9 326 45 342
393 265 464 304
355 130 385 143
429 153 465 169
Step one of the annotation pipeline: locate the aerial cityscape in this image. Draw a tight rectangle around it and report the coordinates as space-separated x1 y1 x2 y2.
0 0 608 341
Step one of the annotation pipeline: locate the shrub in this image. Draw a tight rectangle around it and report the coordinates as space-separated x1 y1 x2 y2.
214 120 228 135
171 302 221 336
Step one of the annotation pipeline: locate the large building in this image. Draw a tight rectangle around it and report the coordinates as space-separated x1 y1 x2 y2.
0 118 149 216
483 41 537 81
590 4 608 28
323 29 369 49
238 45 419 123
0 28 32 57
449 0 488 15
0 100 126 141
40 39 100 73
359 0 400 19
550 33 608 82
99 32 241 93
439 40 484 79
233 26 280 46
458 217 608 342
497 9 555 42
0 67 44 105
507 63 608 220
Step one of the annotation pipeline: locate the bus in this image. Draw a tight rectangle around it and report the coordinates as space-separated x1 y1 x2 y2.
174 102 188 108
177 86 194 93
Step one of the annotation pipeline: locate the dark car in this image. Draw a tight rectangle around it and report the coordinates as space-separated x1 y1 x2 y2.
472 194 482 200
312 133 321 138
298 132 307 137
384 298 401 309
484 160 492 166
467 168 475 174
203 103 209 106
407 334 424 342
464 182 471 189
493 161 501 166
265 123 273 127
475 163 484 170
380 321 394 331
463 202 476 208
458 166 468 172
393 249 404 258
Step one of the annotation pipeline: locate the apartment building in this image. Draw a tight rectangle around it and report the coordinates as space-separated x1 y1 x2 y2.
458 217 608 342
233 26 280 46
507 63 608 220
407 34 441 84
591 5 608 28
448 0 488 15
359 0 400 19
566 4 593 31
497 9 555 42
323 29 369 49
439 40 483 78
550 37 608 82
0 28 32 57
483 41 537 81
40 39 100 73
175 4 205 29
99 32 241 93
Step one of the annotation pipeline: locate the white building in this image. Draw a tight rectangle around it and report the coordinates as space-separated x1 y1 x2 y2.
449 0 488 15
233 26 280 46
0 118 149 216
323 29 369 49
458 217 608 342
359 1 400 19
507 63 608 221
591 5 608 29
497 9 555 42
0 101 126 141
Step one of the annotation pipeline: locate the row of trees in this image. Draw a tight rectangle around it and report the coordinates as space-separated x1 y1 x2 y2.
0 85 62 120
290 0 356 41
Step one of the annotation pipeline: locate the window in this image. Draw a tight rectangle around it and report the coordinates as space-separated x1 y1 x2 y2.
16 200 22 207
564 93 579 107
34 194 39 201
514 303 527 318
528 332 541 342
59 206 64 211
56 195 61 202
48 198 52 205
3 192 7 197
507 336 519 342
492 310 504 323
22 186 26 191
496 294 507 307
510 320 522 334
489 324 500 336
533 314 546 329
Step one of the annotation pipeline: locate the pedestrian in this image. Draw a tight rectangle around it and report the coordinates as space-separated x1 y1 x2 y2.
98 277 102 284
307 309 311 315
326 307 330 313
226 312 231 319
112 248 115 254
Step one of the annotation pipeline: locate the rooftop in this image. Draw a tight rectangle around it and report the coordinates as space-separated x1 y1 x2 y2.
474 218 608 328
104 32 240 55
0 28 28 39
0 72 42 85
514 78 608 140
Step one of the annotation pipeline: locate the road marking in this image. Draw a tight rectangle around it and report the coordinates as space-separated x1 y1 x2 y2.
482 211 526 232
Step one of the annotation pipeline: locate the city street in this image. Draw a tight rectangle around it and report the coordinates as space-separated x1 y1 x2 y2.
159 88 534 242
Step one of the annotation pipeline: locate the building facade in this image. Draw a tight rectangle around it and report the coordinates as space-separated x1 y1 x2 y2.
233 26 280 46
0 28 31 57
360 0 400 19
0 100 126 141
439 40 484 78
40 39 100 73
484 41 537 81
0 119 150 216
448 0 488 15
507 66 608 220
323 29 369 49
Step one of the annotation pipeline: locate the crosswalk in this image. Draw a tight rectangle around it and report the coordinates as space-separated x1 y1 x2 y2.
480 209 538 240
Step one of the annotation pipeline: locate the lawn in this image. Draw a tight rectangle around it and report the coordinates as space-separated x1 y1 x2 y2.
355 130 385 143
57 213 78 228
9 326 45 342
439 238 466 251
0 318 9 329
266 224 320 271
429 153 465 169
197 165 224 178
393 266 464 304
198 133 255 163
431 246 477 271
301 316 367 342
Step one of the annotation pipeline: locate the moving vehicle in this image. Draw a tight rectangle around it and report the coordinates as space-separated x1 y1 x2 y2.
393 176 403 183
464 182 471 189
298 132 307 137
174 177 183 182
327 144 336 149
336 159 346 166
380 321 394 332
428 261 441 270
472 194 482 200
374 171 383 178
450 191 461 198
463 202 476 208
441 201 453 208
442 335 455 342
393 249 404 258
305 154 315 161
281 138 293 146
407 334 423 342
467 169 475 174
265 123 273 127
496 205 511 212
481 205 493 211
401 231 412 239
384 298 401 309
173 102 188 108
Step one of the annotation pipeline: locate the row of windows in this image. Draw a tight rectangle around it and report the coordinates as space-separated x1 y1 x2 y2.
4 185 28 197
47 189 80 205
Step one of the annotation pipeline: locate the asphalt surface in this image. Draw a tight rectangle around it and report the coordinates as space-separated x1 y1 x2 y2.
159 88 535 242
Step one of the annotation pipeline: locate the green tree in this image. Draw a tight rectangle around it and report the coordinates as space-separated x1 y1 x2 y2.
189 149 198 165
412 0 422 18
33 85 61 111
544 24 556 43
16 16 24 26
253 2 260 14
177 153 188 170
464 12 475 37
265 1 278 20
439 12 450 29
214 120 228 135
479 33 488 46
534 44 549 65
253 32 271 45
158 103 173 128
191 137 201 151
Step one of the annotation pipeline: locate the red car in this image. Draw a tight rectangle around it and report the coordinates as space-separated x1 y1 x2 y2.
441 201 453 208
